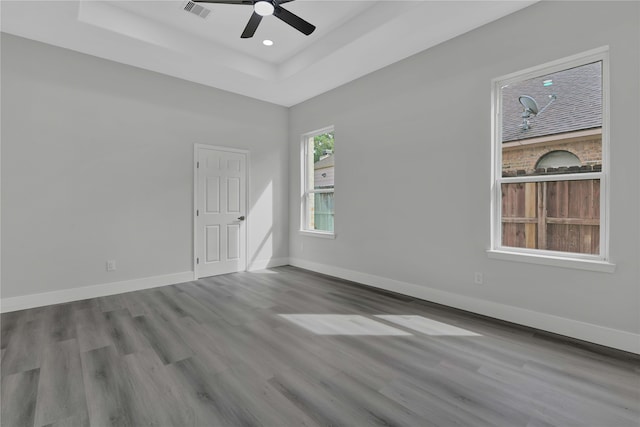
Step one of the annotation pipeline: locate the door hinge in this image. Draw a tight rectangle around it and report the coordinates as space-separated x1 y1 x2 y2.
197 161 199 168
197 209 199 216
197 257 199 264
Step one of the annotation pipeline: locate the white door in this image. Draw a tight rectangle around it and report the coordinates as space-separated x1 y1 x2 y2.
195 145 247 278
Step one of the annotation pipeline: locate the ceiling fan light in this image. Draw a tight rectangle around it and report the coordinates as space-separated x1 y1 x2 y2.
254 1 274 16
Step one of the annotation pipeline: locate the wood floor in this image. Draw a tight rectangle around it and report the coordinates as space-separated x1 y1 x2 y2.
1 266 639 427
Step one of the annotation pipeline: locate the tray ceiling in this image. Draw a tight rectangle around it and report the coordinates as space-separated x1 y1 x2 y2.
1 1 537 106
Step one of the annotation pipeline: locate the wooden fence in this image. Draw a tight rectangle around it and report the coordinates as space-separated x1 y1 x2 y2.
501 179 600 254
313 192 334 233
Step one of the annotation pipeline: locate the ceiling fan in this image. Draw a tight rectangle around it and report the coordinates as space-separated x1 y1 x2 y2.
194 0 316 39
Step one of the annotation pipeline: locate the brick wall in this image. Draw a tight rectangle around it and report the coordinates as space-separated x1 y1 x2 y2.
502 131 602 176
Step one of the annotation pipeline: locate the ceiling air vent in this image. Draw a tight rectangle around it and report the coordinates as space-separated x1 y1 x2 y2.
184 1 211 19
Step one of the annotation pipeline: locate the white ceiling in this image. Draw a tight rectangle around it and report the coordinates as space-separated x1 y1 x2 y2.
1 0 537 106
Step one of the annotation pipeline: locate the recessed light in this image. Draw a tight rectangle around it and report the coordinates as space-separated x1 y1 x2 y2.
263 39 274 46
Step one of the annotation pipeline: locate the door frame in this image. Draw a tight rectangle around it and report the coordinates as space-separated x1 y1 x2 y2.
193 143 251 280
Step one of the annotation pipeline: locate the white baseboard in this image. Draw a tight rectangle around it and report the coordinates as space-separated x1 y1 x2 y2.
0 258 289 312
3 259 638 354
0 271 194 313
247 257 289 271
0 258 288 313
289 258 640 355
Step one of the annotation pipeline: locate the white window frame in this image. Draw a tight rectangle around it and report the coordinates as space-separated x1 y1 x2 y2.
300 126 336 238
488 47 615 273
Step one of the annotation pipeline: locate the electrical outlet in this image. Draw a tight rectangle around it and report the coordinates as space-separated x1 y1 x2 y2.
474 272 483 285
106 260 116 271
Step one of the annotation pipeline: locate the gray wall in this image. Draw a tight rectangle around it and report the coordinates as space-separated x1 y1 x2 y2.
1 34 289 298
289 2 640 336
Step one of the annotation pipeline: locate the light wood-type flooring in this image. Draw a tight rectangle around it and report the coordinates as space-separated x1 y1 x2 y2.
1 266 639 426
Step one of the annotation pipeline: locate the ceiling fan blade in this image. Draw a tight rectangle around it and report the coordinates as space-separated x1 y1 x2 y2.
241 12 263 38
273 5 315 36
194 0 253 4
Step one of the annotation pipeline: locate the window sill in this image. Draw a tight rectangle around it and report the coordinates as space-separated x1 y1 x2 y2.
487 249 616 273
299 230 336 239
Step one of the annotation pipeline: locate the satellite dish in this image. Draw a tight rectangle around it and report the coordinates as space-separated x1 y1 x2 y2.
517 94 557 131
519 95 539 115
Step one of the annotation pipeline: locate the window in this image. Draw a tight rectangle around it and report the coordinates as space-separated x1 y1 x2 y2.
536 151 581 169
301 127 335 236
491 48 612 270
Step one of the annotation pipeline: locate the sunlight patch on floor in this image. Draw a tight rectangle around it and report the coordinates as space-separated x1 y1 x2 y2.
375 315 482 336
279 314 412 336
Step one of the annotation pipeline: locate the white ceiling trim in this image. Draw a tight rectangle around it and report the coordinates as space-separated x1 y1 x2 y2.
78 1 277 80
1 1 538 106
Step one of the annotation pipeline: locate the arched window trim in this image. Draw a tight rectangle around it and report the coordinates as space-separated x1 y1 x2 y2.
536 150 582 169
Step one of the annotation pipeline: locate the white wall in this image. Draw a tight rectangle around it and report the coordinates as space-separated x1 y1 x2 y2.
1 34 289 299
288 1 640 352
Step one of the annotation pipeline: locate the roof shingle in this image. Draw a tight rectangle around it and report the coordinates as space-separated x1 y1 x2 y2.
501 61 602 142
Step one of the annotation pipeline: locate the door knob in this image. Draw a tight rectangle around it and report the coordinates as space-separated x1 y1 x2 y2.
237 216 245 221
